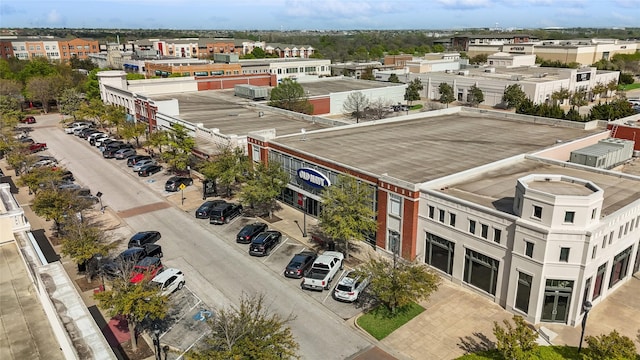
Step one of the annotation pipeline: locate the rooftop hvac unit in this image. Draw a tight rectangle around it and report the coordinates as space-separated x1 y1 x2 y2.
458 70 469 76
484 68 495 73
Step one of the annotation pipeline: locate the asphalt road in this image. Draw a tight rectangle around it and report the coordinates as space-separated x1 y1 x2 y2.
30 117 373 359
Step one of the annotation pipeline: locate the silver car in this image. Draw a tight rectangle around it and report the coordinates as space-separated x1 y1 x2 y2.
132 159 156 172
114 148 137 159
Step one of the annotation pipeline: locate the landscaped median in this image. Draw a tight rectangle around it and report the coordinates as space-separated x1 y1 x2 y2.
355 303 425 340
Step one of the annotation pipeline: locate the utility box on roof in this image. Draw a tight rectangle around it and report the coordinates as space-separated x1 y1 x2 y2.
569 138 635 169
234 84 269 100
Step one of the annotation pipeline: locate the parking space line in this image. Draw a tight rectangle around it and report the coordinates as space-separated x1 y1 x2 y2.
321 269 345 304
262 237 289 262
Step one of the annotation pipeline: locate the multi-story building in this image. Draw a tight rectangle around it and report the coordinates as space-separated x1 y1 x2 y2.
0 36 99 61
240 58 331 82
452 34 539 51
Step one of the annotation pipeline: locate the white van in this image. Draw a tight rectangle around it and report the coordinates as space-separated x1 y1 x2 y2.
151 268 185 296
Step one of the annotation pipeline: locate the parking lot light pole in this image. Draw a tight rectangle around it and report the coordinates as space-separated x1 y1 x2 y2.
578 301 593 353
153 326 161 360
302 195 307 238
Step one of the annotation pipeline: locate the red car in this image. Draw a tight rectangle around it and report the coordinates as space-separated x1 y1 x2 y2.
130 257 164 284
21 116 36 124
28 142 47 153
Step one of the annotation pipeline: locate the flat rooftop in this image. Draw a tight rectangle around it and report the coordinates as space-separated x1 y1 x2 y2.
299 78 403 97
272 111 601 184
152 90 329 136
436 158 640 217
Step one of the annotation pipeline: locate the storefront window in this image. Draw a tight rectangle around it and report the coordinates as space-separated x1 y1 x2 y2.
463 248 499 295
425 232 454 275
515 272 532 313
609 246 632 288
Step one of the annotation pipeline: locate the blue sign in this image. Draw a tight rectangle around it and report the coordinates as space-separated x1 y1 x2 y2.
297 168 331 188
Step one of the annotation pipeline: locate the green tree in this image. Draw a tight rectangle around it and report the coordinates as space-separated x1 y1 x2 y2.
360 258 440 314
388 73 400 83
94 277 168 351
25 76 60 113
17 57 58 84
57 88 84 120
583 330 637 360
360 67 375 81
76 98 107 128
501 84 527 109
162 123 195 172
606 79 618 98
493 315 538 360
31 188 79 231
268 78 313 114
200 145 249 197
82 69 103 101
342 91 370 123
186 293 299 360
239 162 288 218
120 121 148 147
104 104 127 135
60 217 117 267
404 78 423 105
17 166 63 194
146 128 169 154
126 73 146 80
467 85 484 107
0 95 22 133
591 82 608 101
551 87 571 106
570 89 588 111
0 78 22 97
469 54 488 65
251 47 266 58
619 72 635 86
438 82 455 107
432 44 445 53
319 175 377 260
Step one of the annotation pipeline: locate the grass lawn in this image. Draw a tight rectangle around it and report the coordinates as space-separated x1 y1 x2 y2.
356 303 424 340
621 83 640 91
410 104 423 110
456 345 592 359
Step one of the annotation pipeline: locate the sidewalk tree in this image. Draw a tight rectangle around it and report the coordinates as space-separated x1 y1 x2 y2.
468 85 484 107
493 315 538 360
94 277 168 352
17 166 63 194
200 145 249 197
583 330 637 360
239 162 288 218
146 128 169 154
76 98 107 128
606 79 618 98
404 78 423 105
120 121 148 147
186 293 299 360
342 91 369 123
104 104 126 135
570 89 588 111
319 174 377 260
60 217 118 270
162 123 195 171
501 84 527 109
268 78 313 115
438 82 455 107
57 88 84 120
591 82 607 101
368 98 391 120
360 258 440 314
31 188 77 231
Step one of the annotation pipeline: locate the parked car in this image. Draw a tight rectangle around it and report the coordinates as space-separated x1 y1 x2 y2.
195 200 227 219
128 230 161 248
164 176 193 192
64 121 92 134
101 244 163 279
21 116 36 124
72 126 90 136
79 128 99 139
127 155 151 167
103 143 134 158
132 159 156 172
236 222 268 244
333 269 371 302
284 251 317 279
95 137 115 148
89 133 108 145
138 164 162 177
114 148 137 159
151 268 185 296
249 230 282 257
130 257 164 284
209 202 243 224
28 142 47 153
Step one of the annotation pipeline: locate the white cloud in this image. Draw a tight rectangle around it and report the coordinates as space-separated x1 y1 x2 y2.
434 0 491 8
46 9 63 24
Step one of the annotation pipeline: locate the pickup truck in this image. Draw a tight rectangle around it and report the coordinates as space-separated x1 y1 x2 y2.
101 244 163 279
301 251 344 291
28 142 47 153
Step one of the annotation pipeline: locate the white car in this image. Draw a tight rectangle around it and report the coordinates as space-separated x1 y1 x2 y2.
333 269 370 303
132 159 156 172
151 268 185 296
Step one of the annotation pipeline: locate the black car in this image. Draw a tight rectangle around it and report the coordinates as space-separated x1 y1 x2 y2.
249 231 282 257
128 231 161 248
100 244 162 279
127 155 151 167
165 176 193 192
195 200 227 219
284 251 318 278
236 222 268 244
209 202 243 224
138 164 162 177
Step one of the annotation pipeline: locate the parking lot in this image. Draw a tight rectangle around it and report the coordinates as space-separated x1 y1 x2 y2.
62 128 368 353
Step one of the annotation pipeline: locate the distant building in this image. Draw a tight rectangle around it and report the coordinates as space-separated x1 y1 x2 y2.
0 36 100 62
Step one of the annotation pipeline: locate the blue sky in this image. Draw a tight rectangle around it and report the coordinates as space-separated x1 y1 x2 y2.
1 0 638 30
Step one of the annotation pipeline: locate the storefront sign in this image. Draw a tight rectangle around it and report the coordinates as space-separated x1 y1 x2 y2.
576 72 591 82
297 168 331 188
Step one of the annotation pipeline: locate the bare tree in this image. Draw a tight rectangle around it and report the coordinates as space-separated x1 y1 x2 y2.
26 76 60 113
342 91 369 123
367 98 391 120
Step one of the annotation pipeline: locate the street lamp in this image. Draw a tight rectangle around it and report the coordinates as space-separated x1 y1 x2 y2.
578 301 593 353
94 254 105 292
302 195 307 238
153 325 161 360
